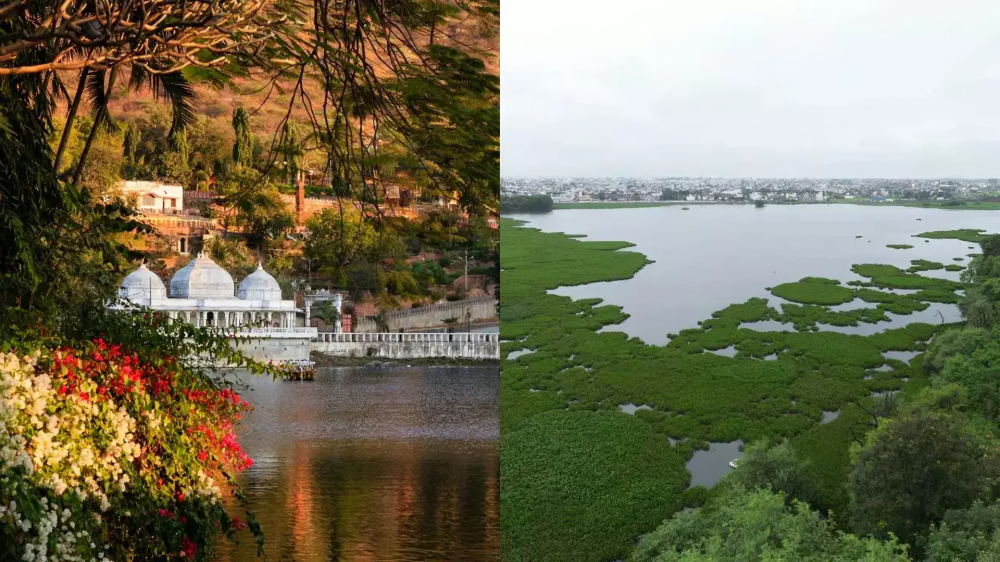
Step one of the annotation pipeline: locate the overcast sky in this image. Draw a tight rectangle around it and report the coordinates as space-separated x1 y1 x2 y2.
501 0 1000 178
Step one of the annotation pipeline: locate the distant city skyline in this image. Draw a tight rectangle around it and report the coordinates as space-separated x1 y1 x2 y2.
503 0 1000 178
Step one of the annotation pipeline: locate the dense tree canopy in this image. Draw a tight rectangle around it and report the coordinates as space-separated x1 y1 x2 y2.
500 193 554 214
631 487 910 562
848 411 998 549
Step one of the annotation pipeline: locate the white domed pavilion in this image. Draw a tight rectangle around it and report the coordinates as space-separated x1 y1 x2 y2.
114 253 311 332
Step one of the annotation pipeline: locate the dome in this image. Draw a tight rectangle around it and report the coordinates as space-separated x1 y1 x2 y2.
119 263 167 303
237 263 283 301
169 253 235 299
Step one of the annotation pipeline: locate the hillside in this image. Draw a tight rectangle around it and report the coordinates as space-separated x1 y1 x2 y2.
75 12 498 148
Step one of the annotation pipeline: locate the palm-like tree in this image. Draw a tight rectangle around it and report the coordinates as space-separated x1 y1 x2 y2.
312 301 339 331
54 63 200 185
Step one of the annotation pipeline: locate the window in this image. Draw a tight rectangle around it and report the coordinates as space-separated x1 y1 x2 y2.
142 195 156 206
169 198 177 208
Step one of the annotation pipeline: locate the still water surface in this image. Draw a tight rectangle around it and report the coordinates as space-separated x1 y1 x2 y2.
214 366 499 562
513 204 1000 345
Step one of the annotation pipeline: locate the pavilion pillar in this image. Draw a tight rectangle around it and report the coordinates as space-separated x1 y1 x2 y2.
334 293 343 334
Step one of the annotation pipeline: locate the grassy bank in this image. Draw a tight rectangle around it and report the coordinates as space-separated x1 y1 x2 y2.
500 219 980 562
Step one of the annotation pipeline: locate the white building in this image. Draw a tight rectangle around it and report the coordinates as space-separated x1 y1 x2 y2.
120 181 184 214
116 254 315 333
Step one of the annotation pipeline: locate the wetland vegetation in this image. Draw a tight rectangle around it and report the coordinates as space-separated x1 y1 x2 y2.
500 218 1000 562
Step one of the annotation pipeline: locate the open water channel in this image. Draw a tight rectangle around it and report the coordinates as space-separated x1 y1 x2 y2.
213 365 499 562
509 203 1000 487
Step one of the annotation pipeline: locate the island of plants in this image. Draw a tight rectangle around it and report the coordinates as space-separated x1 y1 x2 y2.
501 221 992 562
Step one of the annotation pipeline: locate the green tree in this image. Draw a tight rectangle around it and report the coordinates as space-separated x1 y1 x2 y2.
939 342 1000 420
630 487 910 562
926 501 1000 562
232 108 255 169
980 235 1000 258
214 167 294 251
500 194 553 214
925 327 994 375
304 208 402 286
848 412 998 550
723 438 820 507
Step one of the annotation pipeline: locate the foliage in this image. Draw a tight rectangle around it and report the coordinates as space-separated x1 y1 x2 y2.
202 237 258 280
722 438 820 506
937 338 1000 419
0 306 277 562
304 208 403 287
847 411 998 548
888 244 914 249
630 486 910 562
232 108 255 169
916 230 990 243
926 501 1000 562
769 279 855 306
214 167 294 250
501 410 688 562
500 194 554 214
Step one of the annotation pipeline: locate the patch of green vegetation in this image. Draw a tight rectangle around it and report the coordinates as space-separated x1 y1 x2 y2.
946 264 965 272
499 217 967 562
907 259 945 273
915 229 988 243
770 278 855 306
887 244 913 249
851 263 966 291
501 411 687 562
855 235 863 238
954 257 965 261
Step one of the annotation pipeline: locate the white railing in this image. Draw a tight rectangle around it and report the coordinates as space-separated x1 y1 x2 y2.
207 327 318 337
312 332 499 344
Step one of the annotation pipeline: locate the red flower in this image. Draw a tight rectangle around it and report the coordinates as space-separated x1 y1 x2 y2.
79 392 89 402
181 535 197 558
57 385 68 396
179 516 187 524
197 450 207 462
177 492 184 502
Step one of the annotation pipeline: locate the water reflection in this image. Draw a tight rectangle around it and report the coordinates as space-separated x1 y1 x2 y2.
214 366 499 562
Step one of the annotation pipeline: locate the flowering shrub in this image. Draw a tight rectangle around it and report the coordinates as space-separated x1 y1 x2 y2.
0 336 263 561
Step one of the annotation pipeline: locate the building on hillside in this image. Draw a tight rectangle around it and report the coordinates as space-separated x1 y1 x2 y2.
120 181 184 214
115 254 316 336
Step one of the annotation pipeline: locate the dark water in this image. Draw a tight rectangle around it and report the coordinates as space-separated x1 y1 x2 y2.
512 204 1000 345
214 366 499 562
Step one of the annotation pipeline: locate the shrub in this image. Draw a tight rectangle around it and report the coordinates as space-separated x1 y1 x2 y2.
0 337 260 561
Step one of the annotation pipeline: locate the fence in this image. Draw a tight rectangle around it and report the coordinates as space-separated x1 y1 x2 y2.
352 297 497 333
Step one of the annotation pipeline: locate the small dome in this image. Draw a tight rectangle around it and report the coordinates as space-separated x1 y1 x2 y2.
119 263 167 304
169 253 235 298
237 263 283 300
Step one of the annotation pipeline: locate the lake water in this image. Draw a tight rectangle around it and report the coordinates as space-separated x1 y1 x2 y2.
509 204 998 487
213 366 499 562
512 204 999 345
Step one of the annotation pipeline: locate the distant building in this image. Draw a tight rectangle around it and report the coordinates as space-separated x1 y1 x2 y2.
120 181 184 214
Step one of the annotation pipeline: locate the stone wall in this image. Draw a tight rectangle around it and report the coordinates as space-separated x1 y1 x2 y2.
311 332 499 360
352 297 498 332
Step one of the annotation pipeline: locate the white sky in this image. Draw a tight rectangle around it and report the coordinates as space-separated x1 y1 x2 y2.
501 0 1000 178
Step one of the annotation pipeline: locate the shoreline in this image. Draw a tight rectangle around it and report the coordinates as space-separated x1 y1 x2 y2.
547 200 1000 211
311 351 499 368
